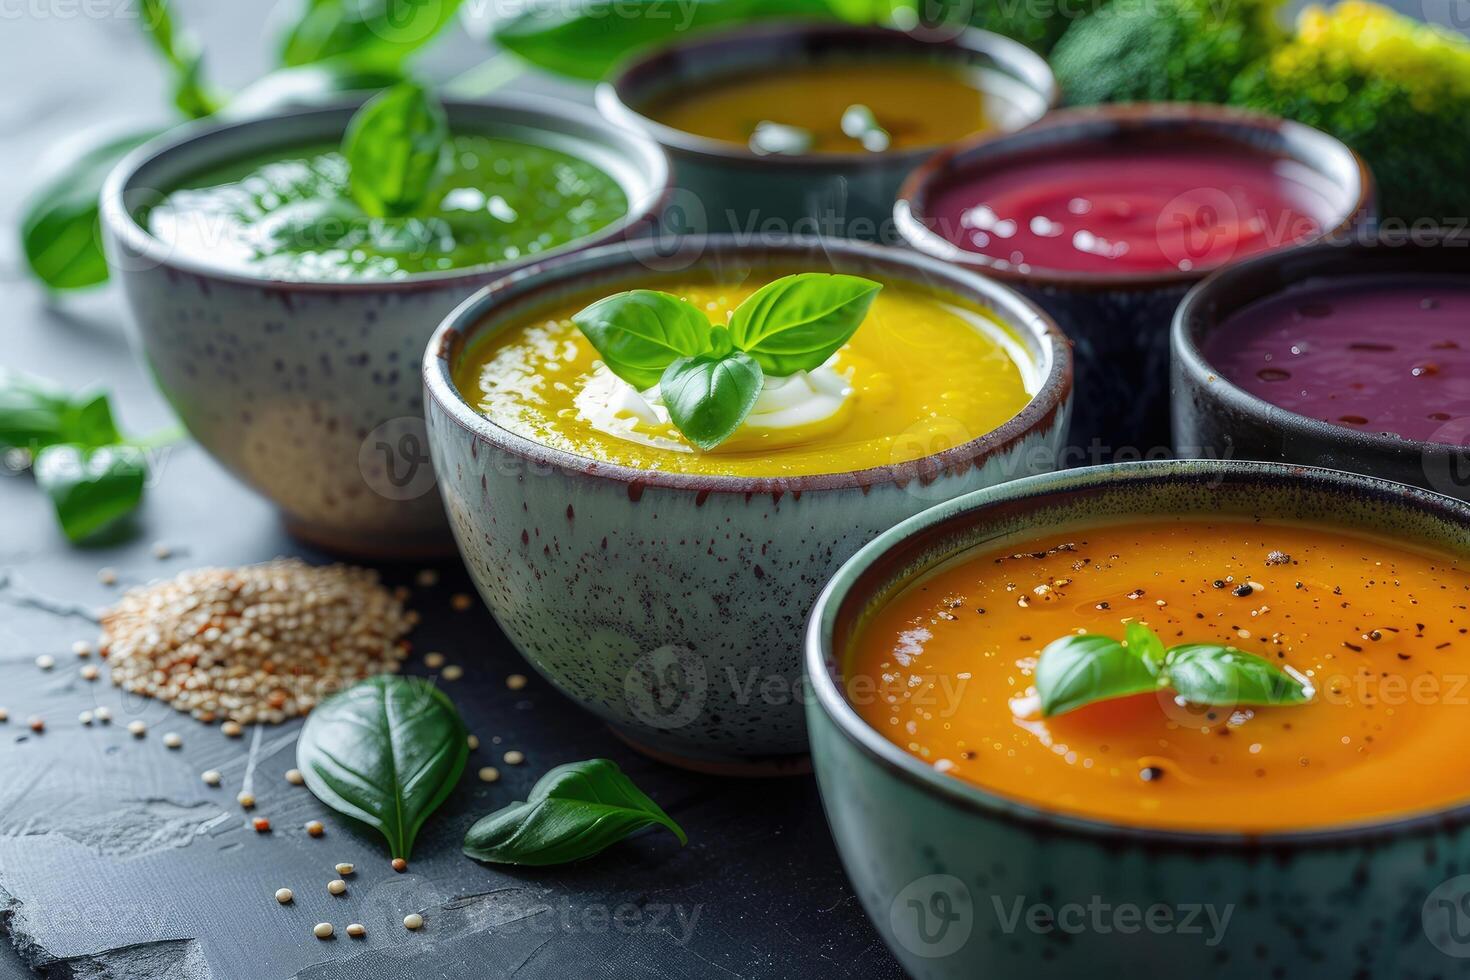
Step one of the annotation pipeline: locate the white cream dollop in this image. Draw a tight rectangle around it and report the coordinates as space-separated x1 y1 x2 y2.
574 355 855 453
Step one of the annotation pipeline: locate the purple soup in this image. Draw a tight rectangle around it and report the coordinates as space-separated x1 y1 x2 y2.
1207 275 1470 443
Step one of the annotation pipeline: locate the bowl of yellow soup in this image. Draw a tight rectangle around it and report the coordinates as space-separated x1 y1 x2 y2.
423 236 1072 768
100 95 669 557
596 22 1056 239
806 459 1470 976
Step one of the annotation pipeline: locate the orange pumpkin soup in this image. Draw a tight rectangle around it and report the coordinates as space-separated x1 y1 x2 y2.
848 518 1470 832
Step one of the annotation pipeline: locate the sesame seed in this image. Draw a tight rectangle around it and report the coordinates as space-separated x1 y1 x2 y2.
306 821 324 837
327 879 346 895
391 858 408 873
152 542 173 560
80 665 99 681
506 674 527 691
502 750 524 766
237 792 255 809
466 734 479 750
78 711 94 725
403 913 424 930
424 652 445 669
27 716 43 733
163 732 182 749
202 770 222 786
253 817 271 833
35 655 55 671
97 568 118 585
221 721 243 738
285 768 304 785
478 767 500 783
442 665 463 681
335 863 354 876
415 569 438 588
0 708 7 722
275 888 293 904
127 720 146 737
313 923 333 939
94 706 111 723
451 593 473 611
346 923 366 938
72 641 91 658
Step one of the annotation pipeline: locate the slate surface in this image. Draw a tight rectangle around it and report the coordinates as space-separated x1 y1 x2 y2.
0 5 900 978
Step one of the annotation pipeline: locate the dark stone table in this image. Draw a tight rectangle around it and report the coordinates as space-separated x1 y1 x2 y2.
0 6 899 978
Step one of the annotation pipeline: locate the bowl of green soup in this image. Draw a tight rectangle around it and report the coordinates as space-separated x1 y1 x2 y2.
596 22 1057 239
100 95 669 557
423 236 1072 769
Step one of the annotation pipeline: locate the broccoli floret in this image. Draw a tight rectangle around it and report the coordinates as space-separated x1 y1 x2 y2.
1051 0 1285 105
1230 1 1470 223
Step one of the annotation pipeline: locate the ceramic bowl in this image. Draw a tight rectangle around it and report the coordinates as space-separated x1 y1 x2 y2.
596 21 1056 239
100 96 670 558
806 458 1470 977
1173 231 1470 500
423 236 1072 769
896 103 1373 457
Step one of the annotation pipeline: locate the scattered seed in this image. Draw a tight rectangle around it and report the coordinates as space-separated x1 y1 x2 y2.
502 750 524 766
403 913 424 931
306 821 324 838
478 766 500 783
152 542 173 560
392 858 408 873
35 654 55 671
415 569 439 588
221 720 243 738
0 708 7 722
346 923 366 938
335 863 354 876
163 732 182 749
313 923 333 940
451 593 472 611
327 879 346 895
466 734 479 750
442 665 463 681
94 706 112 723
253 817 271 833
285 768 305 786
424 652 445 669
275 888 293 904
79 711 94 725
97 567 118 585
506 674 527 691
237 791 255 809
127 720 147 737
72 641 92 658
27 716 43 733
80 664 100 681
202 770 222 786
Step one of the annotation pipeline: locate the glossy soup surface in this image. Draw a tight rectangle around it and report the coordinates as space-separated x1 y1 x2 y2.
642 62 992 154
848 518 1470 832
454 276 1035 478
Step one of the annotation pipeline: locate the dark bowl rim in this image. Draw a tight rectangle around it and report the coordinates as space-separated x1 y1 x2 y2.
894 102 1376 292
805 458 1470 849
1173 230 1470 455
422 234 1074 495
98 94 672 294
594 19 1059 171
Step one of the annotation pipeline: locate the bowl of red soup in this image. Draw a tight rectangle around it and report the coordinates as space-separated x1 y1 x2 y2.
807 459 1470 977
896 104 1372 456
597 21 1056 239
1174 232 1470 501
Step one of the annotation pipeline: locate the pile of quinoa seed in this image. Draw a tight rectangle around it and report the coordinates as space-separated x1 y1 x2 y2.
101 559 416 725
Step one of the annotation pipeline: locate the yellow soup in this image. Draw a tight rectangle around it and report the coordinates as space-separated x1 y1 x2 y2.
642 63 991 154
455 276 1034 478
848 518 1470 832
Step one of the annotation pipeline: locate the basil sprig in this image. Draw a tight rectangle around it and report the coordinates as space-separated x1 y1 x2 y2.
341 82 449 217
298 675 469 861
463 759 686 866
1036 623 1313 717
571 273 881 451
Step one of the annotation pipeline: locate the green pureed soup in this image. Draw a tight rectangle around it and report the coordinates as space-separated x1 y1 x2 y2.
145 134 629 281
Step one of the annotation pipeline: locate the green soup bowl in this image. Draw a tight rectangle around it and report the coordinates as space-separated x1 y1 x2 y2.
806 459 1470 976
423 236 1072 770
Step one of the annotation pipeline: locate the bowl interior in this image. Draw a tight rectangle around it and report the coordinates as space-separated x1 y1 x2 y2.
812 459 1470 842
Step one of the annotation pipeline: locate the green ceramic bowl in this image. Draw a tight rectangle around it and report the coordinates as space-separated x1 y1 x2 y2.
806 459 1470 976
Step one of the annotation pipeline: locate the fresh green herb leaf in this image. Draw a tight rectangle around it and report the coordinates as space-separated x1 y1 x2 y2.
140 0 225 119
1125 621 1166 673
463 759 685 866
1035 633 1160 717
1163 644 1313 707
341 82 448 217
297 675 468 860
279 0 465 70
0 371 122 453
659 350 764 451
571 289 708 389
33 445 146 543
225 60 405 118
19 127 163 291
727 273 882 376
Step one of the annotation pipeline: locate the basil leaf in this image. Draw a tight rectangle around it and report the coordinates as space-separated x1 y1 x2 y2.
140 0 224 119
297 675 468 860
341 82 447 217
0 371 122 453
571 289 709 389
492 0 830 81
727 273 882 376
1163 644 1313 707
462 759 686 866
1035 633 1160 718
279 0 465 69
20 126 163 291
660 350 764 452
226 60 405 118
33 445 146 543
1125 621 1166 674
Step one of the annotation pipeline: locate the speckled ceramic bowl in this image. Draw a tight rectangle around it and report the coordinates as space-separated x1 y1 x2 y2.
807 459 1470 977
100 96 670 558
596 21 1056 239
423 236 1072 769
1173 232 1470 500
896 104 1373 457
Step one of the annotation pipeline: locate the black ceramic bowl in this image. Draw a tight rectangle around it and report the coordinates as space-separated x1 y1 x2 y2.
896 103 1373 458
1173 231 1470 500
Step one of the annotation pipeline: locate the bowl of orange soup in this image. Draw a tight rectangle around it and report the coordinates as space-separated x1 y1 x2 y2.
806 459 1470 975
423 237 1071 769
596 22 1056 238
